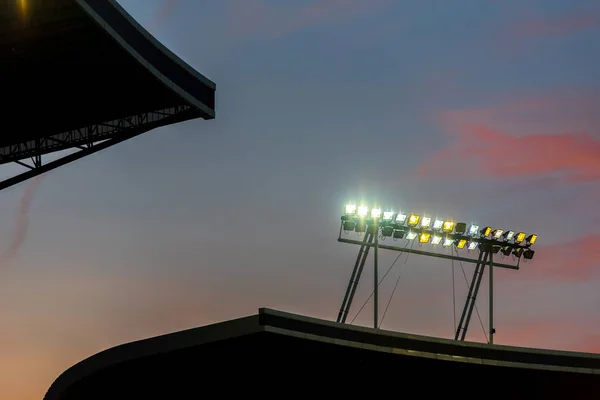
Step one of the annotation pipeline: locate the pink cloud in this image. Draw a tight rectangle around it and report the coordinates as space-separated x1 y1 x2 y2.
519 234 600 283
417 124 600 183
420 89 600 183
146 0 181 30
225 0 391 39
512 11 600 39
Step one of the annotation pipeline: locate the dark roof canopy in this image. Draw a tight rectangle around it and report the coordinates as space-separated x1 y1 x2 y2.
0 0 215 183
45 309 600 400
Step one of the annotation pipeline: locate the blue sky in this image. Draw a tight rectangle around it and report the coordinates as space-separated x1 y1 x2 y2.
1 1 599 398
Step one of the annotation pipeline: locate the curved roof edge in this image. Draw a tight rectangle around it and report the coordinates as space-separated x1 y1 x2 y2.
45 308 600 400
44 314 260 400
76 0 215 119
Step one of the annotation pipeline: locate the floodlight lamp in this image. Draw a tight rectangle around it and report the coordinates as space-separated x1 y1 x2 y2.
513 248 524 258
442 238 454 247
492 229 503 240
421 217 432 229
371 208 382 219
468 224 479 236
501 246 511 256
503 230 515 242
431 235 442 245
419 232 431 244
345 204 357 215
357 206 369 218
467 241 478 251
407 214 420 227
406 231 417 240
395 213 407 225
526 234 537 246
515 232 526 244
455 222 467 235
393 229 405 239
480 226 492 237
433 219 444 231
382 211 395 222
523 249 535 260
382 226 393 237
343 221 356 231
355 221 366 233
456 239 467 249
442 221 454 232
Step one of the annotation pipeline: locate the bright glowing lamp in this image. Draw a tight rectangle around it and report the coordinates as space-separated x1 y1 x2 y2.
419 232 431 243
421 217 432 229
371 208 382 219
431 235 442 245
382 211 395 221
468 224 479 236
467 242 477 250
407 214 420 227
515 232 526 244
406 231 417 240
357 206 369 218
456 239 467 249
345 204 357 215
443 221 454 232
433 219 444 231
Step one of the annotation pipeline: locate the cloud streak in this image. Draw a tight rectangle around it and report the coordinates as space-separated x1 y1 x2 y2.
0 176 42 266
417 124 600 183
225 0 391 39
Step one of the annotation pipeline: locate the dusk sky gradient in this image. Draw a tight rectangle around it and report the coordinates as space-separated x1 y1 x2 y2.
1 0 600 398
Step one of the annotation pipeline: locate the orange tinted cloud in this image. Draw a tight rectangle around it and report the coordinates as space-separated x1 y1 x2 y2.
420 88 600 183
512 10 600 39
225 0 391 39
522 234 600 282
417 124 600 183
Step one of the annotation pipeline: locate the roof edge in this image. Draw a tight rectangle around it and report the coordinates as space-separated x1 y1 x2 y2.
257 308 600 361
43 314 260 400
107 0 216 90
75 0 215 119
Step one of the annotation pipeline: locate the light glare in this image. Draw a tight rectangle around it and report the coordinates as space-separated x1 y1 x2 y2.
408 214 420 227
345 204 357 215
433 220 444 230
357 206 369 218
443 221 454 232
371 208 382 219
421 217 432 228
468 224 479 236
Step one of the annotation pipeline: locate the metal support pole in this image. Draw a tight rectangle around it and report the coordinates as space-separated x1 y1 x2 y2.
373 223 379 329
489 251 494 344
339 233 374 323
460 251 489 341
455 251 484 339
337 231 371 323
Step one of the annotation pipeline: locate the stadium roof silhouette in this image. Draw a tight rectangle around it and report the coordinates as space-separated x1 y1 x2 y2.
45 308 600 400
1 0 215 191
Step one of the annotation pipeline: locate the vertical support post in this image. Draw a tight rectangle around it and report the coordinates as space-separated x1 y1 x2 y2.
489 251 494 344
373 222 379 329
337 230 371 323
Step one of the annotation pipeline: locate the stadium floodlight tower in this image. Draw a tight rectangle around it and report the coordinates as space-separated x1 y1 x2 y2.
337 203 538 344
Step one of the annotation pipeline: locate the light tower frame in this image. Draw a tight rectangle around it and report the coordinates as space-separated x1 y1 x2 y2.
336 208 537 344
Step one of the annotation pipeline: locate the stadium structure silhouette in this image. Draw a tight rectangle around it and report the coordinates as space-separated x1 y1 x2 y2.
2 1 599 399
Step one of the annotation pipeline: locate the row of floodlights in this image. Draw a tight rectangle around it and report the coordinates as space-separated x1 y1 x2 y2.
342 204 537 259
343 204 537 246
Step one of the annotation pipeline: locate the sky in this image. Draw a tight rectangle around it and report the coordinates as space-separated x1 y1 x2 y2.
1 0 600 398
